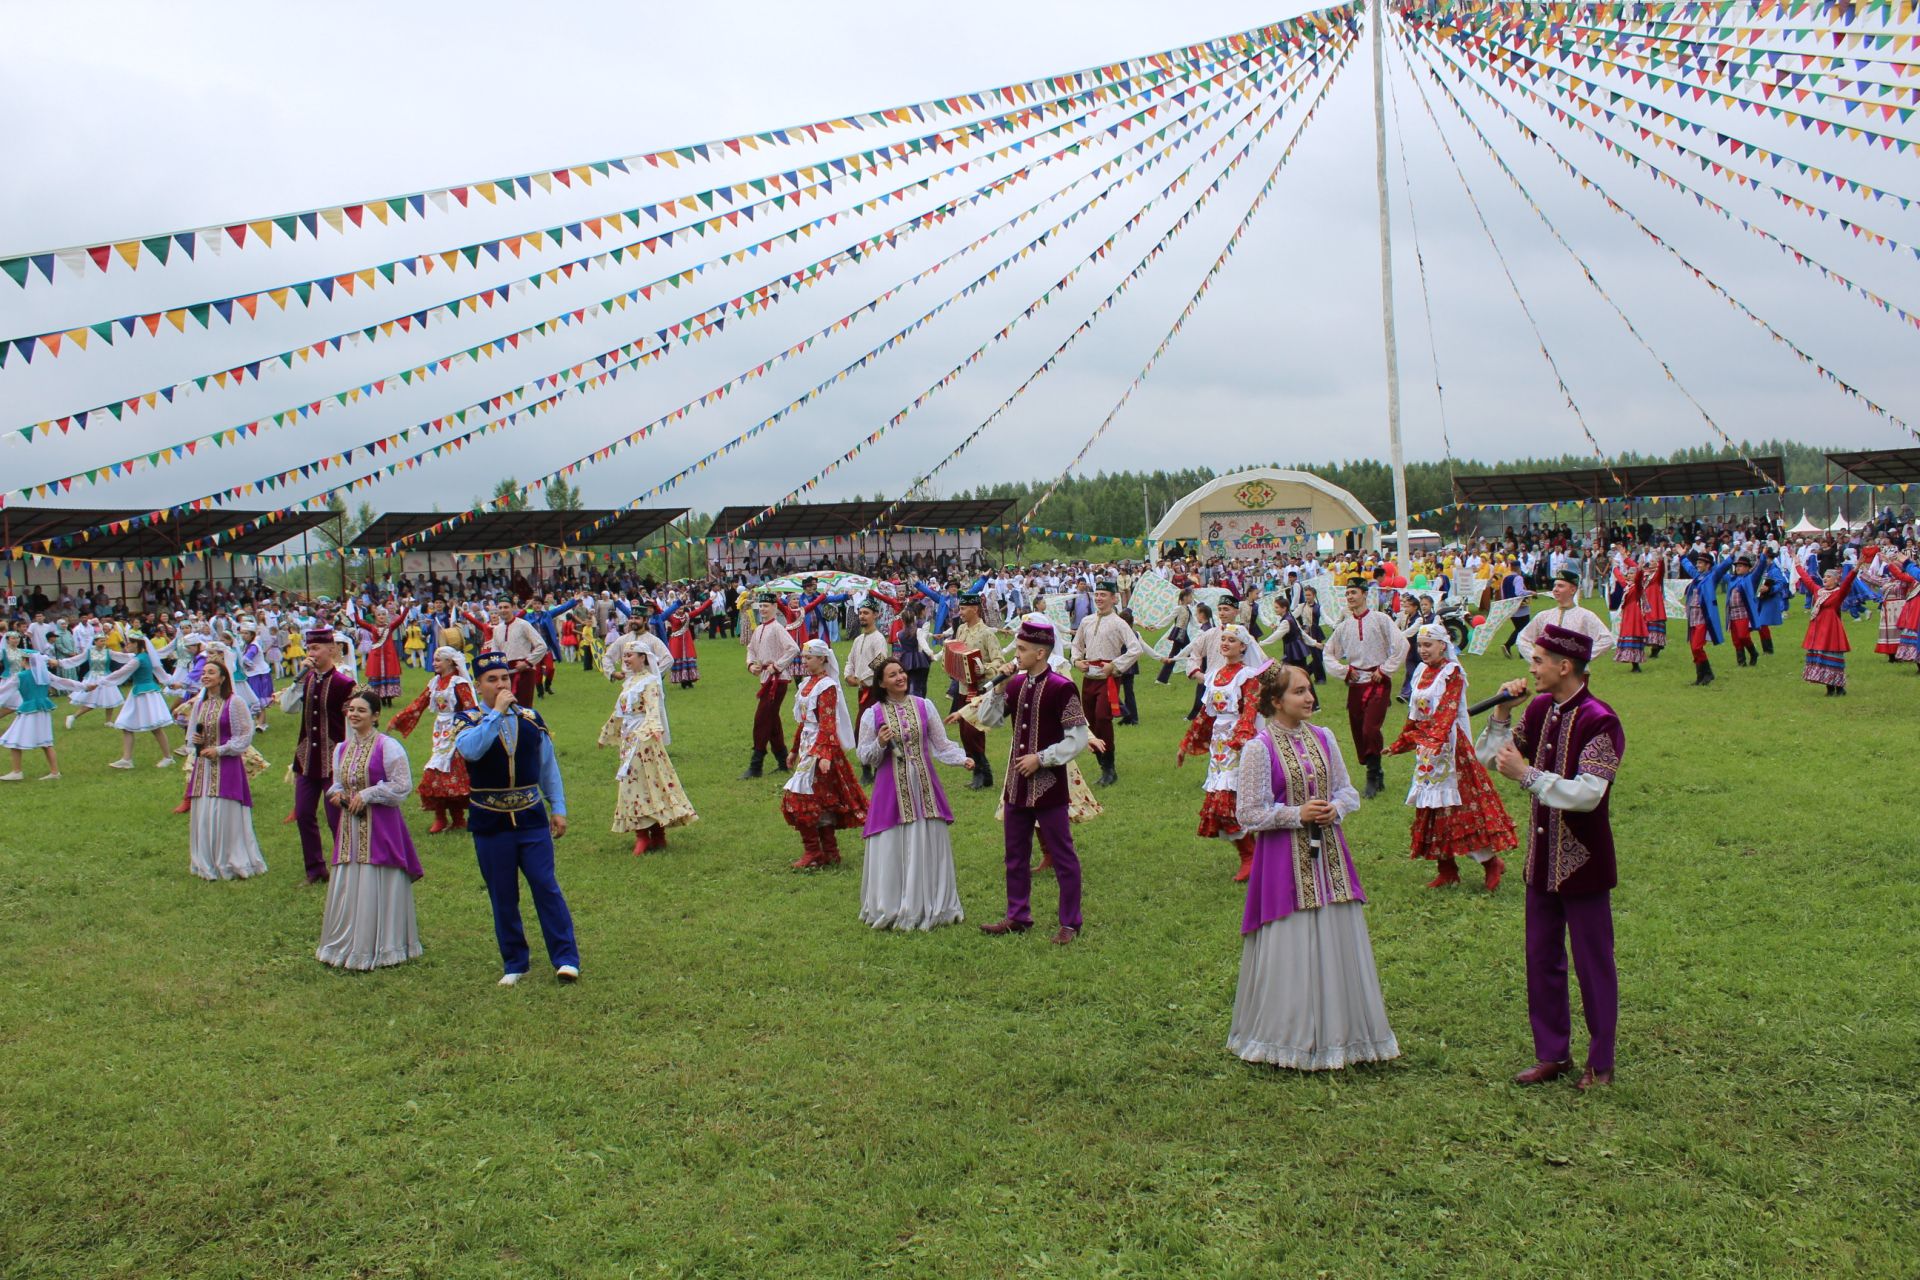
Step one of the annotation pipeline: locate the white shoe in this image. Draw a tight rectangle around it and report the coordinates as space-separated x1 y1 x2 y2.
109 759 134 770
555 964 580 983
64 714 75 730
0 772 22 782
497 972 525 987
157 758 177 769
175 745 190 757
255 722 269 733
37 773 60 781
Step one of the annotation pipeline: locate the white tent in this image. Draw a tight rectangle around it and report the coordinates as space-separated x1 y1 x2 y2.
1828 513 1858 532
1787 512 1821 535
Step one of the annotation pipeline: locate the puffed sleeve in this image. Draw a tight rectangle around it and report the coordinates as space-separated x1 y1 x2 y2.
1235 736 1297 832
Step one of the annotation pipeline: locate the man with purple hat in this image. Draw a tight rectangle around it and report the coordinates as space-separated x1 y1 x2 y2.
953 612 1090 945
278 626 357 884
1476 623 1626 1091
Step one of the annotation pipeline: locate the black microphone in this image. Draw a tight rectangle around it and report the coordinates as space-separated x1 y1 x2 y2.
1467 687 1525 717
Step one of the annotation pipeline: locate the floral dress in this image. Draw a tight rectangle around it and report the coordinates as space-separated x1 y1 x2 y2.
1177 661 1262 839
386 674 477 811
597 672 698 834
780 675 868 832
1383 660 1518 861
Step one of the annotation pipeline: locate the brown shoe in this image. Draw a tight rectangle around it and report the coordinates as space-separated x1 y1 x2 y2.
1049 926 1078 946
979 919 1032 936
1576 1067 1614 1091
1512 1059 1574 1086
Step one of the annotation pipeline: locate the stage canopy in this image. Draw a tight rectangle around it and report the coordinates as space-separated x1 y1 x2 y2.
1452 457 1786 506
1826 448 1920 488
0 506 338 559
350 508 686 555
704 499 1013 541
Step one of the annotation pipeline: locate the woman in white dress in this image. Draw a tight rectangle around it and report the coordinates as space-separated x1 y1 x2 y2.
98 632 184 769
0 649 87 781
316 688 425 971
597 644 698 855
855 655 972 930
58 640 124 729
1228 662 1399 1071
174 655 268 880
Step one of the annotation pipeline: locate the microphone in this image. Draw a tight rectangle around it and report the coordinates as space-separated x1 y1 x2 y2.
1467 687 1525 717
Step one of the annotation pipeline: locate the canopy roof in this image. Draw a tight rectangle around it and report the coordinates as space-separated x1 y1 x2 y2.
705 499 1012 541
350 508 686 554
0 505 337 559
1452 457 1785 505
1787 513 1822 534
1826 447 1920 487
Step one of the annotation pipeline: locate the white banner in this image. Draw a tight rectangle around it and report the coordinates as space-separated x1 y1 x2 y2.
1128 574 1178 630
1467 596 1525 656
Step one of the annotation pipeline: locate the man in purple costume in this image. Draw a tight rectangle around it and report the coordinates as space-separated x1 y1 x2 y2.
960 613 1090 946
1476 623 1625 1091
278 627 357 884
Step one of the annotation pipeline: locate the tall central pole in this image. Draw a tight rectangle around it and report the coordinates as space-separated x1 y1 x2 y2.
1371 0 1412 576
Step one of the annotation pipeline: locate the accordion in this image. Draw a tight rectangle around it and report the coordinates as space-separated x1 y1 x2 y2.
942 641 983 688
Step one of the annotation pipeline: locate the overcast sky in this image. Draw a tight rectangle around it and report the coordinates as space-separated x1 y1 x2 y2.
2 0 1915 540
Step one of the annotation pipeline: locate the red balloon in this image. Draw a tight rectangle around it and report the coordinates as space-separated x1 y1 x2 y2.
1470 615 1486 627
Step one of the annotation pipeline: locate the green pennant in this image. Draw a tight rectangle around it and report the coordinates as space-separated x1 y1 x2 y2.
293 281 312 305
90 321 115 344
108 402 124 420
187 303 211 327
274 215 299 240
461 245 480 267
141 236 171 266
378 262 397 282
0 257 28 287
386 198 408 220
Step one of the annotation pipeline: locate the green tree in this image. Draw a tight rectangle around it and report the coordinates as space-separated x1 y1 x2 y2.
545 477 584 512
492 478 530 513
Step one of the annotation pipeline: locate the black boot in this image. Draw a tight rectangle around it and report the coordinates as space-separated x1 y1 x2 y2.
737 750 765 780
773 749 791 772
860 764 874 786
1745 645 1758 667
1095 751 1117 787
968 762 992 791
1735 648 1747 668
1693 660 1715 686
1761 634 1774 655
1363 757 1385 800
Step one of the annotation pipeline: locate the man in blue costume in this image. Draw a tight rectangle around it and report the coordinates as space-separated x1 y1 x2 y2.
455 650 580 987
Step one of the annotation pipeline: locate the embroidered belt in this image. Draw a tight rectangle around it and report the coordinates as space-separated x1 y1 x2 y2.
470 785 542 813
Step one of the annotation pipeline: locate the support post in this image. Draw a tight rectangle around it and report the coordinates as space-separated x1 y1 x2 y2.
1371 0 1412 576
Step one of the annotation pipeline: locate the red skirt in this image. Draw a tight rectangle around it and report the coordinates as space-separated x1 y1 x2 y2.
1196 788 1242 839
417 753 471 805
1407 750 1518 860
780 753 869 831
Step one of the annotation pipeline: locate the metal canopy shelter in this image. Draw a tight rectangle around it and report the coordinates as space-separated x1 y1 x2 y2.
0 505 336 559
1452 457 1786 506
704 499 1012 540
1826 448 1920 488
349 508 687 554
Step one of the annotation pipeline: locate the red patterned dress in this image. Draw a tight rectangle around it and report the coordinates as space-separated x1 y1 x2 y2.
1384 660 1517 887
1177 660 1263 880
385 672 477 832
781 674 869 869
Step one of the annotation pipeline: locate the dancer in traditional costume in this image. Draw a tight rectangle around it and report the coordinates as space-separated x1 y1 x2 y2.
1228 662 1399 1071
944 591 1006 793
0 650 87 781
1476 625 1624 1090
455 651 580 985
597 644 697 855
236 621 276 731
175 654 268 881
316 688 424 970
740 593 799 779
280 628 358 883
352 606 408 706
58 639 123 729
1884 549 1920 669
782 639 868 871
1725 551 1791 668
1070 580 1143 788
386 647 479 835
856 654 972 930
1860 544 1912 662
842 601 891 784
1610 556 1656 672
1793 547 1877 696
403 619 429 669
1384 624 1516 890
99 631 184 769
1641 557 1669 659
1675 550 1732 686
1515 572 1614 662
958 613 1089 945
664 597 714 687
1176 623 1268 883
1323 578 1409 800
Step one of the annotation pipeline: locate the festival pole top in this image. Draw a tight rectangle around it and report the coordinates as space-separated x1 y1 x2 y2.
1370 0 1412 575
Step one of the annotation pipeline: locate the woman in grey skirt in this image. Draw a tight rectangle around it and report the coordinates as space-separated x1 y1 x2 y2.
1228 662 1399 1070
316 688 424 971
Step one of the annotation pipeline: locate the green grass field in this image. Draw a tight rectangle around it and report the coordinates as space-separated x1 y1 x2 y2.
3 606 1915 1278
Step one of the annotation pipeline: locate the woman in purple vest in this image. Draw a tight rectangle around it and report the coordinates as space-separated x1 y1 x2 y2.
176 654 267 880
316 688 424 970
855 655 973 931
1228 662 1399 1071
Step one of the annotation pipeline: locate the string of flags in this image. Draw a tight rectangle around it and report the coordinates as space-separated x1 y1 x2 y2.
1403 24 1920 445
10 38 1309 509
0 32 1281 375
0 14 1329 289
729 30 1356 544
